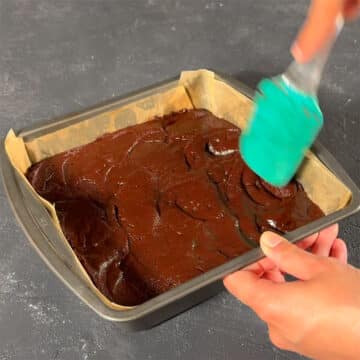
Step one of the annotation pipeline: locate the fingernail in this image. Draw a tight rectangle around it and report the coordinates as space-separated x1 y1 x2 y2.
335 14 344 34
291 43 305 63
261 232 283 248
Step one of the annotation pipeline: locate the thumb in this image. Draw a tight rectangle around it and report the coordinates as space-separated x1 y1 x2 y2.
291 0 343 63
260 232 321 280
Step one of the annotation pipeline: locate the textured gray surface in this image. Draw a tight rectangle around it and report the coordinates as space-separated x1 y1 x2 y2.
0 1 359 359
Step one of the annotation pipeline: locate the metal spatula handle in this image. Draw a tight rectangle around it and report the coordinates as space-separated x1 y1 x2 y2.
283 15 344 95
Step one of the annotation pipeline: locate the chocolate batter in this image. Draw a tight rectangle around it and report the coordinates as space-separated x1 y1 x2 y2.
26 109 324 306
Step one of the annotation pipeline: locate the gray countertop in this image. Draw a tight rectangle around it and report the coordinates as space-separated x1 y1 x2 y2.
0 1 359 359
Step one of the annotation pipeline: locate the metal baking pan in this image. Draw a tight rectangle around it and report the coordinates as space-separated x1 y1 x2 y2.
2 71 360 331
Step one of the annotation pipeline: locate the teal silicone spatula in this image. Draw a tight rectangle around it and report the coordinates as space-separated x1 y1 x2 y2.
239 16 344 187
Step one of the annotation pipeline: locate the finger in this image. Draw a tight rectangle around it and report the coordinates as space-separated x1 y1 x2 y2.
244 240 317 275
344 0 360 20
330 238 348 264
260 232 322 280
243 262 265 276
296 232 318 250
243 257 277 275
223 270 282 310
291 0 343 63
311 224 339 257
262 269 286 283
245 233 320 274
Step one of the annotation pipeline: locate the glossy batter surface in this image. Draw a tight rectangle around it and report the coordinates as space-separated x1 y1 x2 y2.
26 109 324 306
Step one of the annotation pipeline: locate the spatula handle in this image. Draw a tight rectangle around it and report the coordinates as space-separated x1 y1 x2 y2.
284 15 344 95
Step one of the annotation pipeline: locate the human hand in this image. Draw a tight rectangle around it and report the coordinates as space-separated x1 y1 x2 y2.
223 229 360 360
292 0 360 63
244 224 347 282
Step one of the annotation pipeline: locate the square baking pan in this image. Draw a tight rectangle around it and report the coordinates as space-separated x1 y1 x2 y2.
2 71 360 330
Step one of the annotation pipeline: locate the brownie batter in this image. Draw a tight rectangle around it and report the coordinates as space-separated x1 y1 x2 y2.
26 109 324 306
